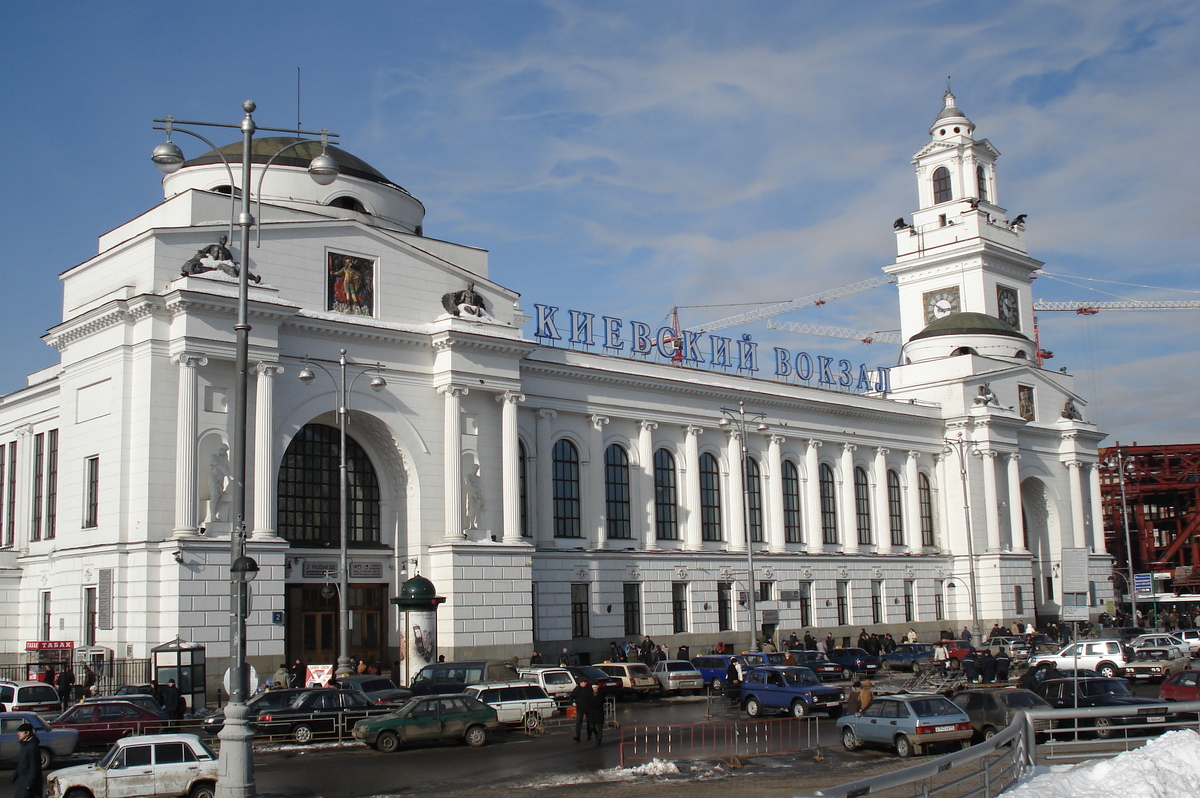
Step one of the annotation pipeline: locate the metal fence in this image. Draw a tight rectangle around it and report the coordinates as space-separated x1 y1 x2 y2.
620 716 823 767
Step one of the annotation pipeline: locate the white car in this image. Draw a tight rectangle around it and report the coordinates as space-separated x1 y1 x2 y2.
1173 629 1200 655
45 733 218 798
464 681 557 729
516 666 577 704
1028 639 1129 678
650 660 705 694
1130 633 1191 660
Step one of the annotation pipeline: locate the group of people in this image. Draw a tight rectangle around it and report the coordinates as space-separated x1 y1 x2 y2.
38 663 99 704
569 679 606 746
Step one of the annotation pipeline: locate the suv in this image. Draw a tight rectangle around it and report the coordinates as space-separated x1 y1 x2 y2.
1029 639 1130 678
464 681 557 729
45 733 218 798
593 662 660 699
740 666 844 718
0 680 62 717
517 667 579 705
408 660 520 696
336 674 412 705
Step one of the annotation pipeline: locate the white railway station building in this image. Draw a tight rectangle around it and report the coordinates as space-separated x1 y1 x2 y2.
0 91 1111 690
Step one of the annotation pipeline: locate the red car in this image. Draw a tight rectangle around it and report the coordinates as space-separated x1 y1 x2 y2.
54 700 165 746
1159 669 1200 702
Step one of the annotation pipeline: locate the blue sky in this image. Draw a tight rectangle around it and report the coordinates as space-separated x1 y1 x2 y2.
3 0 1197 444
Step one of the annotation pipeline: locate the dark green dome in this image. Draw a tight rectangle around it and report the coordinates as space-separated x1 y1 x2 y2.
391 575 445 609
183 137 409 193
911 312 1030 342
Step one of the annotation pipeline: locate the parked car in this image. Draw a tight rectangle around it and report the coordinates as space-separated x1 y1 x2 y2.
0 680 63 717
690 655 740 689
1130 634 1192 660
1172 629 1200 655
739 652 789 667
740 666 844 718
593 662 660 699
938 640 975 662
563 666 622 696
44 733 218 798
254 688 394 743
113 684 156 698
464 681 557 729
982 636 1030 660
0 711 79 769
649 660 704 695
1035 677 1175 739
55 700 166 746
827 647 883 675
789 651 846 681
200 688 312 734
84 694 167 719
838 694 973 757
1028 639 1130 679
517 666 578 705
949 688 1052 741
1124 647 1191 683
336 674 413 705
1159 669 1200 702
881 644 936 672
408 660 520 696
352 694 500 752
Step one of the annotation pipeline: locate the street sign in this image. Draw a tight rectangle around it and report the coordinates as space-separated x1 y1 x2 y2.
1135 572 1154 595
1062 605 1089 622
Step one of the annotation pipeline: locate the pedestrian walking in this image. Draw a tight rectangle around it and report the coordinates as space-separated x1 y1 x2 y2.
585 682 605 746
271 663 290 689
979 650 997 683
290 658 307 688
56 666 75 707
570 680 593 742
10 722 43 798
995 649 1011 682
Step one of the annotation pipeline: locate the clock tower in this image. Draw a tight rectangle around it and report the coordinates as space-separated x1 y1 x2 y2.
884 90 1043 350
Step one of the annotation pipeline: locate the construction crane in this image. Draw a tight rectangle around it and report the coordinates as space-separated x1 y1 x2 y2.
766 319 902 345
685 275 896 333
1034 300 1200 314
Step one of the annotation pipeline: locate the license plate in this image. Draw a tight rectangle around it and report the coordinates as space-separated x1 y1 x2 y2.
1146 716 1166 723
934 725 955 732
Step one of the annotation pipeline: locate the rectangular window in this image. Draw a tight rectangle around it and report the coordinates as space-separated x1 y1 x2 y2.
887 470 904 547
836 581 848 626
819 465 838 544
604 446 632 540
31 432 44 541
699 453 723 542
653 449 679 540
934 580 945 620
1013 584 1024 616
672 583 688 633
45 430 58 540
903 580 914 623
518 441 529 537
1045 576 1054 602
758 581 773 602
570 583 590 638
745 459 764 543
622 583 641 637
40 591 51 641
782 461 802 543
0 443 6 548
870 580 882 624
1089 581 1097 607
918 473 935 547
84 587 97 647
6 443 16 546
84 456 100 528
798 582 813 628
717 582 732 631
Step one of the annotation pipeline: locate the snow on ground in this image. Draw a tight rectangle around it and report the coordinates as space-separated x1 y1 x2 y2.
1004 730 1200 797
507 757 733 790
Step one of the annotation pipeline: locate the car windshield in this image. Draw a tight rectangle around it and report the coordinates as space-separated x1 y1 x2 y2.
781 668 820 686
666 663 695 672
1133 650 1171 662
1082 680 1133 697
576 667 610 681
999 691 1050 709
908 697 962 717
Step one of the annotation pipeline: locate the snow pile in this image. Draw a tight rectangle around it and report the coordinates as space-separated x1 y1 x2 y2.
512 758 710 789
1004 730 1200 797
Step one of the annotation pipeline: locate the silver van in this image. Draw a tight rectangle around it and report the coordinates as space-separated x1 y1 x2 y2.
464 681 557 729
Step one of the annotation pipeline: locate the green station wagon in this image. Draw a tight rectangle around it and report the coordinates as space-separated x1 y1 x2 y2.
353 694 500 752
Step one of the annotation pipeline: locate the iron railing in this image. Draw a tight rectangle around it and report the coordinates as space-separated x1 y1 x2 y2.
621 716 823 767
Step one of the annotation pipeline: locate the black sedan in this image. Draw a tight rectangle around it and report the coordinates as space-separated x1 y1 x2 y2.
201 688 312 734
254 688 394 743
789 651 846 681
1035 677 1175 739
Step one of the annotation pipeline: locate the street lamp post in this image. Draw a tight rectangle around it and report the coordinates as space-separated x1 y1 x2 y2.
299 349 386 678
718 401 768 652
1102 448 1138 626
942 432 982 642
151 102 340 798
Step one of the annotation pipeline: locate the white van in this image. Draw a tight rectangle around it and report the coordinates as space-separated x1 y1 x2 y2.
517 667 577 704
464 681 557 730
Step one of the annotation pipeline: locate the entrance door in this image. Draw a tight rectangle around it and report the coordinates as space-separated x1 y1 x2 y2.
287 584 387 670
302 611 337 666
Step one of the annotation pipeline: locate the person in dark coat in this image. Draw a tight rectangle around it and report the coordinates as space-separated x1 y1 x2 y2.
528 652 543 665
995 649 1011 682
979 650 997 683
290 658 307 688
160 679 183 721
570 680 594 742
961 650 979 683
11 722 43 798
56 666 75 707
585 682 605 746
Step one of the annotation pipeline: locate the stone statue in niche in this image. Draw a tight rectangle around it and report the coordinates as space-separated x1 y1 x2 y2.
463 461 484 532
181 235 262 283
1061 398 1083 421
205 443 235 524
441 283 490 320
973 382 999 406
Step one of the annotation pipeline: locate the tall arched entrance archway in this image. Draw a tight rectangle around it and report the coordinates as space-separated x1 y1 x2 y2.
1022 477 1057 620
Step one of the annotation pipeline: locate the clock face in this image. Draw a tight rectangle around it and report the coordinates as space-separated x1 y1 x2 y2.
922 286 961 323
997 285 1020 328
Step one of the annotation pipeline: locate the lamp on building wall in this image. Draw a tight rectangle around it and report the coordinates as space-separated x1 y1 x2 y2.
942 432 982 641
1101 447 1138 625
298 349 386 678
152 102 339 798
718 401 768 652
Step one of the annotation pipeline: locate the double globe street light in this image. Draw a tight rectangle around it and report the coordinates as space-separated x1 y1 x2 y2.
152 101 339 798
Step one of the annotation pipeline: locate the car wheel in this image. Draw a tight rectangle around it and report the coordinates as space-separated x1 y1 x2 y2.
523 711 541 731
710 678 724 691
464 724 487 747
376 731 400 753
1093 717 1114 739
65 789 92 798
292 724 315 744
841 727 859 751
895 734 914 758
745 696 763 717
790 700 808 719
983 726 997 740
1097 662 1119 679
189 782 217 798
38 747 53 770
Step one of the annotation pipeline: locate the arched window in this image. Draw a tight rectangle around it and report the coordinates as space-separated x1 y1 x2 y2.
699 452 723 541
887 469 904 546
745 456 764 543
976 165 988 203
951 346 978 357
552 439 581 538
932 166 952 204
819 463 838 544
782 460 802 544
329 195 368 213
604 444 632 540
518 440 529 537
854 466 872 545
918 472 935 546
654 448 679 540
278 423 380 547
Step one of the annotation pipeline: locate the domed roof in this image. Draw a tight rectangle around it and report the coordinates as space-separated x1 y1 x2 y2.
929 90 975 135
398 575 439 601
910 312 1031 342
183 137 410 194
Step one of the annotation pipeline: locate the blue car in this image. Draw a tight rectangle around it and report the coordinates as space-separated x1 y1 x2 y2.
827 647 883 675
881 643 936 672
691 654 745 689
740 666 845 718
839 694 973 757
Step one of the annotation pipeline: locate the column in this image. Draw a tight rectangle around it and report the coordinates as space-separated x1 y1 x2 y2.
1088 462 1104 554
251 362 282 540
1066 461 1087 550
978 450 1002 552
590 415 610 549
439 385 469 541
804 440 823 551
934 452 949 552
1007 453 1024 551
904 451 921 552
873 447 891 554
638 421 658 550
535 409 556 546
173 352 207 539
727 430 746 553
766 435 786 553
497 391 525 543
840 443 859 554
683 425 703 551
